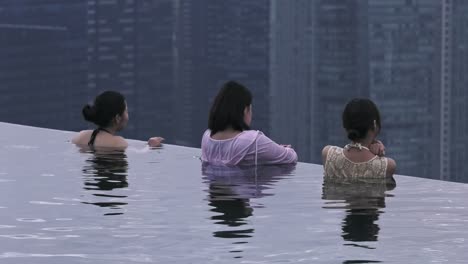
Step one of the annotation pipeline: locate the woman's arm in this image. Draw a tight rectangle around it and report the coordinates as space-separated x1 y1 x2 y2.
386 158 397 178
72 130 95 146
255 134 298 164
111 136 129 149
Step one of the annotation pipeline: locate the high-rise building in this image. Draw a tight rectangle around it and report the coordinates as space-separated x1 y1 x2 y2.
368 0 442 178
270 0 368 163
446 0 468 181
270 0 468 181
269 0 316 161
174 0 271 147
0 0 87 131
315 0 369 154
87 0 176 141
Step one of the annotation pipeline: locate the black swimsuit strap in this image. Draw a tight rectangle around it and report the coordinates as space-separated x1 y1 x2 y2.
99 128 112 134
88 128 111 147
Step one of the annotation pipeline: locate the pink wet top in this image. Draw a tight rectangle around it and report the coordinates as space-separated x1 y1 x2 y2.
201 129 298 166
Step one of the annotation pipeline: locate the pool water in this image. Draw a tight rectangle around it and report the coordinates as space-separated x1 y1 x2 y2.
0 122 467 263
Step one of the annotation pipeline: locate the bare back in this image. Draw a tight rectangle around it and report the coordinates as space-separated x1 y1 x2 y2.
72 130 128 149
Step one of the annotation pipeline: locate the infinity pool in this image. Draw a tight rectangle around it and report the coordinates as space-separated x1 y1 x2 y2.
0 122 467 263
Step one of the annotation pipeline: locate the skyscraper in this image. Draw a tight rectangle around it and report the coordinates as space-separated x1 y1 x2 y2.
446 0 468 181
0 0 87 131
87 0 176 141
270 0 368 163
271 0 468 180
174 0 271 147
368 0 442 178
269 0 316 161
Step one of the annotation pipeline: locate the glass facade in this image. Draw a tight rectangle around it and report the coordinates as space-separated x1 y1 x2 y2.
87 0 176 141
270 0 368 162
368 0 442 178
0 0 87 131
174 0 270 146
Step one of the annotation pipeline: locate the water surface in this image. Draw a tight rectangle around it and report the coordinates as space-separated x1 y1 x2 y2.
0 123 467 263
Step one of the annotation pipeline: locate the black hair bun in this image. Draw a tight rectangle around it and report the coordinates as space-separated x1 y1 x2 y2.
347 129 361 141
82 104 96 122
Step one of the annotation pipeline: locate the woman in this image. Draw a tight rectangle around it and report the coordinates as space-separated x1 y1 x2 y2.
201 81 297 166
72 91 163 149
322 98 396 179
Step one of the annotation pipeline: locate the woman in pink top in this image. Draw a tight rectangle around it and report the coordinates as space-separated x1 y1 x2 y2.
201 81 297 166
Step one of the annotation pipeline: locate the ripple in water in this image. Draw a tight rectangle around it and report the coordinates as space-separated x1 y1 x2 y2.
6 145 39 150
16 218 46 223
29 201 64 205
0 234 55 240
42 226 103 232
0 252 86 259
0 252 154 263
0 179 15 183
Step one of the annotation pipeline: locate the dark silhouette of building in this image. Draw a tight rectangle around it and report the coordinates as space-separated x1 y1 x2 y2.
174 0 271 146
0 0 87 131
270 0 368 162
86 0 176 141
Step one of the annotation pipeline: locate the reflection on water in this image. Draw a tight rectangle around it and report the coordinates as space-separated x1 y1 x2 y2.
5 123 468 263
202 163 295 255
322 177 396 247
81 149 129 215
342 261 382 264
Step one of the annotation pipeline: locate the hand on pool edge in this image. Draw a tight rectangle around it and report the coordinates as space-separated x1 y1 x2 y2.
148 137 164 148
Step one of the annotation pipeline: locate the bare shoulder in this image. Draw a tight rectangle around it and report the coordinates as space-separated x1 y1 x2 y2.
386 157 397 177
111 136 129 149
322 145 332 165
72 130 92 145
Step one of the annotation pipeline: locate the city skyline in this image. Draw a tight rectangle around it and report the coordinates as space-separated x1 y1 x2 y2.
0 0 467 181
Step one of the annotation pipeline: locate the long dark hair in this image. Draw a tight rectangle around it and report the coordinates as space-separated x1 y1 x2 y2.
208 81 252 135
342 98 381 141
82 91 126 128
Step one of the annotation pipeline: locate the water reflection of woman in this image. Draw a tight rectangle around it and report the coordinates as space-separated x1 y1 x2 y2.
322 177 396 244
81 149 129 214
203 163 295 243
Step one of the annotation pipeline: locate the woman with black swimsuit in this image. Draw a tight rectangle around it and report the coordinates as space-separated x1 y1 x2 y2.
72 91 163 149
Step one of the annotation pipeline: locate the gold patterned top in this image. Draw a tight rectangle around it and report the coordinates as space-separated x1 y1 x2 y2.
324 146 388 179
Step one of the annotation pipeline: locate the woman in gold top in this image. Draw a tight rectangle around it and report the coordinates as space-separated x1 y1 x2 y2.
322 98 396 179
